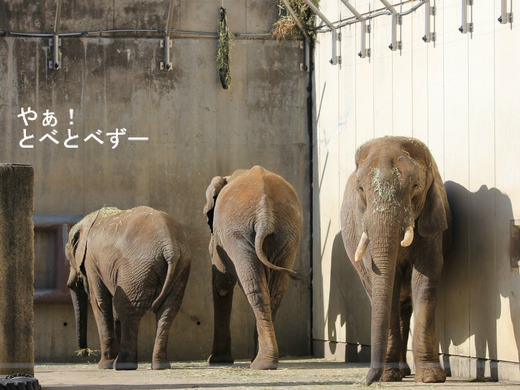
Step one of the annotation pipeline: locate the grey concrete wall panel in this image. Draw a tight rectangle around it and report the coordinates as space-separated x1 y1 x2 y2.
0 0 311 363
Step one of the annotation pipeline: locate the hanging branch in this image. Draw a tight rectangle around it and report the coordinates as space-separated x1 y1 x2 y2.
217 7 232 90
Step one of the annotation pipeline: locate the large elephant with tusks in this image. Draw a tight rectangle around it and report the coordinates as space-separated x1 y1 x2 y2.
341 137 451 384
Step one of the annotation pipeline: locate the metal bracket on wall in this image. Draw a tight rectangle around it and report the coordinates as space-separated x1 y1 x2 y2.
160 0 175 71
422 0 436 43
160 37 172 71
498 0 514 27
281 0 311 72
303 0 340 65
459 0 473 35
49 35 61 70
379 0 401 51
50 0 63 69
340 0 370 58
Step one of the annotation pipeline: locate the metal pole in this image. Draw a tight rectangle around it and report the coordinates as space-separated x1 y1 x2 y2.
498 0 513 24
162 0 175 71
339 0 369 58
52 0 62 69
379 0 400 51
302 0 339 65
281 0 311 71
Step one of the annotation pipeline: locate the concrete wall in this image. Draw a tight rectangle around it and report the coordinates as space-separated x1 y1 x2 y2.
0 0 312 363
312 0 520 382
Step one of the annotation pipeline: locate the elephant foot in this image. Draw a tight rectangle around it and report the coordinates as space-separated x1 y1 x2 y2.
97 358 115 369
250 356 278 370
152 360 171 370
381 367 403 382
400 362 411 377
207 354 234 365
415 363 446 383
114 357 138 370
365 367 382 385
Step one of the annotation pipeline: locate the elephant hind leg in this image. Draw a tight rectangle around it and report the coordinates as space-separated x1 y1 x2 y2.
112 287 147 370
152 263 191 370
236 262 278 370
113 315 141 370
250 267 291 365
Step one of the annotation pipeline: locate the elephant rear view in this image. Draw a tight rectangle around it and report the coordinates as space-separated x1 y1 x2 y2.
204 166 303 370
65 206 191 370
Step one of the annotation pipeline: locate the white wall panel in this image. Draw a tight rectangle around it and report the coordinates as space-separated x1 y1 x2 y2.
313 0 520 380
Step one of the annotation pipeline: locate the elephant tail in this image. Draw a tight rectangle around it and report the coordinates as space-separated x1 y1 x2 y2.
151 247 177 313
254 222 297 278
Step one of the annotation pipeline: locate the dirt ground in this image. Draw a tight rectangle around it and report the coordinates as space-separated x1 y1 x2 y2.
34 358 520 389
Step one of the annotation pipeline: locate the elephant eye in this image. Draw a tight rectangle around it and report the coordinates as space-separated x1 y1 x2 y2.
358 186 364 192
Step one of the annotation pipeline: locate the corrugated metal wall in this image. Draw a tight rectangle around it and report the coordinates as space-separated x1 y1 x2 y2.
312 0 520 381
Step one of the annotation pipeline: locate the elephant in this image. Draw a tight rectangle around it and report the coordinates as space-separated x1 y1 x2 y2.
340 136 451 385
65 205 191 370
203 165 303 370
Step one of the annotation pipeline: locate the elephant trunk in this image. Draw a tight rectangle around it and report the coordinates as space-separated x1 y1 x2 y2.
69 276 89 353
365 214 400 385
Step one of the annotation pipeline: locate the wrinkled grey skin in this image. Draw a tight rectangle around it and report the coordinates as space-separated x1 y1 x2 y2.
66 206 191 370
203 166 303 370
341 137 451 385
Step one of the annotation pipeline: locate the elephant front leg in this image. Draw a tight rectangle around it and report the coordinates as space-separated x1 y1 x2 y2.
208 264 236 364
411 267 445 383
90 296 118 369
381 274 404 382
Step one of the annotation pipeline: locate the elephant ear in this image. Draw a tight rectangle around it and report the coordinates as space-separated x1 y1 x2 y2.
417 177 448 237
71 210 100 273
203 176 227 234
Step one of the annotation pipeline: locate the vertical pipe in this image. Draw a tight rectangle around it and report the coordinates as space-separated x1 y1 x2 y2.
281 0 310 71
302 0 338 65
339 0 368 58
54 0 62 35
162 0 175 71
359 20 366 58
52 0 62 69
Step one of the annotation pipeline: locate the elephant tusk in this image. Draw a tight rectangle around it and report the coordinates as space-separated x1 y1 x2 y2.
355 232 370 262
401 225 414 247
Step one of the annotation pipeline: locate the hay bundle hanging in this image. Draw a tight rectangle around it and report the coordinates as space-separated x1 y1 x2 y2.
272 0 318 40
217 7 232 89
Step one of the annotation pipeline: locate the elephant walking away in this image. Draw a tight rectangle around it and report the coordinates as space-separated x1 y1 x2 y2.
341 136 451 385
66 206 191 370
203 166 303 370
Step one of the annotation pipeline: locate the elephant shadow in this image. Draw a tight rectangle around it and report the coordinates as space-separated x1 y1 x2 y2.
441 181 520 380
326 232 371 361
